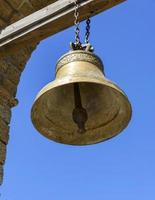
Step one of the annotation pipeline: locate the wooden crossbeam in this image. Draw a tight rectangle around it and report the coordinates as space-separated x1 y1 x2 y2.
0 0 126 55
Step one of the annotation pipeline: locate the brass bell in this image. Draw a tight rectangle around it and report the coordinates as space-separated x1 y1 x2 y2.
31 50 132 145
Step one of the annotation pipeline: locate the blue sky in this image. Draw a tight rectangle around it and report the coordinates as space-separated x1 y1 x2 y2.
1 0 155 199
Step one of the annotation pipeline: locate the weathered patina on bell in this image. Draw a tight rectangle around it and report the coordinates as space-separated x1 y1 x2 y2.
31 50 132 145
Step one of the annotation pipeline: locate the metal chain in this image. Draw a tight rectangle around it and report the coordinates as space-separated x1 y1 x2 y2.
74 0 81 46
85 18 91 44
72 0 92 51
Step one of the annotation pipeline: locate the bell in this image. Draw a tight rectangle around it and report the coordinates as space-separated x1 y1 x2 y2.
31 50 132 145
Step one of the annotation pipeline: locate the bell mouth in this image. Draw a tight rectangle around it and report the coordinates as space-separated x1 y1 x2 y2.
31 76 132 146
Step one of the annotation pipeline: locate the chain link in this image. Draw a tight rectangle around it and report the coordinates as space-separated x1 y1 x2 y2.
85 18 91 44
74 0 81 46
73 0 91 49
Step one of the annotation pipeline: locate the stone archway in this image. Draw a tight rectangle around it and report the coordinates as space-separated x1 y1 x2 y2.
0 0 125 184
0 0 58 184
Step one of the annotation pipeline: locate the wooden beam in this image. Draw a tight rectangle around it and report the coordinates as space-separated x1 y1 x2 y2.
0 0 126 55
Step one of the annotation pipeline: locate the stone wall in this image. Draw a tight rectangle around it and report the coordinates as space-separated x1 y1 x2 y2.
0 44 37 184
0 0 56 185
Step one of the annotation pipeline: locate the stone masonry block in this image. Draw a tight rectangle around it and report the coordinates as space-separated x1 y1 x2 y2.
0 0 14 21
29 0 56 10
0 164 3 185
0 141 6 165
0 87 18 107
0 104 11 124
6 64 21 85
0 18 7 30
0 118 9 144
7 0 23 8
10 12 24 24
0 59 10 72
2 46 36 71
18 1 35 16
2 78 17 97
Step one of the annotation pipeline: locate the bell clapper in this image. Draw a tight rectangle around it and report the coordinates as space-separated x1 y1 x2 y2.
71 5 91 134
72 83 88 134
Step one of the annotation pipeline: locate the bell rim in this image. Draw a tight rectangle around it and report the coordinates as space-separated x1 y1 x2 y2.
31 77 132 146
